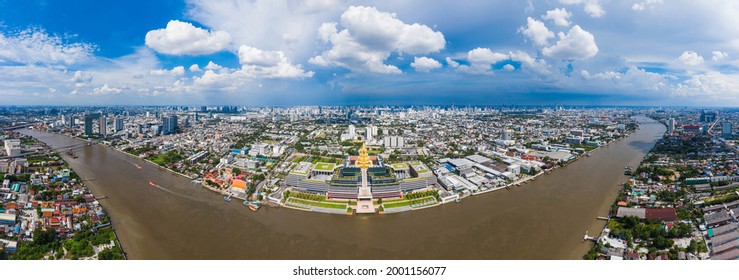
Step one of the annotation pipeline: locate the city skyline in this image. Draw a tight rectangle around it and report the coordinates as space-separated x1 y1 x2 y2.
2 1 739 106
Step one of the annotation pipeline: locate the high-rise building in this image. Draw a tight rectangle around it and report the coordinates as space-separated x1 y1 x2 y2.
383 136 405 148
67 115 75 127
722 122 732 138
4 139 21 157
115 116 124 131
348 125 356 137
366 126 373 141
667 118 675 135
700 110 717 123
162 115 178 135
84 114 94 136
99 115 107 137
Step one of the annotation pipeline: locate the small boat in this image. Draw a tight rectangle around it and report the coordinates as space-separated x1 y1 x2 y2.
248 202 260 211
586 153 591 157
134 164 142 169
149 181 157 187
455 198 461 203
224 195 232 202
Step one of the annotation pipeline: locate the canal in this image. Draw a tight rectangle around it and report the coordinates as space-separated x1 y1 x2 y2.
19 115 665 259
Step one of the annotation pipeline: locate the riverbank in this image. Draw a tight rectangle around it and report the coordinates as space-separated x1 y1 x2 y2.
5 131 127 260
16 117 665 260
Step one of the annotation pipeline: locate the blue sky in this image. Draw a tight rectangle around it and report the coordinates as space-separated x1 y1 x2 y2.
1 0 738 106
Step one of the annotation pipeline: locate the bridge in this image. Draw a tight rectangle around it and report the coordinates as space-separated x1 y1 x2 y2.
0 141 92 160
0 121 42 131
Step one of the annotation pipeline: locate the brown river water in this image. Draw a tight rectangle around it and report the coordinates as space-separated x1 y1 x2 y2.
19 116 664 259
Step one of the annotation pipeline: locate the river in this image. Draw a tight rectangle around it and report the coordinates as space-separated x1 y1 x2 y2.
19 115 665 259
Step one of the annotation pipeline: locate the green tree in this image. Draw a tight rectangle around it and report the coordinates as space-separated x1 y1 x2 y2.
98 248 125 260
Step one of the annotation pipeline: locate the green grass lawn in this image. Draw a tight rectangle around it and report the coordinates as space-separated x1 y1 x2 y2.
383 197 437 209
146 151 183 166
384 200 412 208
288 198 347 209
313 162 336 171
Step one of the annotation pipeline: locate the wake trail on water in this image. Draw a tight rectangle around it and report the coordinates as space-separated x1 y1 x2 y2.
147 182 211 203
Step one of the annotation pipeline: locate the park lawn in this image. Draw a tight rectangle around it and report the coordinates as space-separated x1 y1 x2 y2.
411 197 436 206
572 144 598 151
384 200 412 209
289 198 347 209
146 151 183 166
384 197 437 209
391 163 408 169
313 162 336 172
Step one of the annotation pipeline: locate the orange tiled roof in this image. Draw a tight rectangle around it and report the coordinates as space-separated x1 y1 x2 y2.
231 179 247 190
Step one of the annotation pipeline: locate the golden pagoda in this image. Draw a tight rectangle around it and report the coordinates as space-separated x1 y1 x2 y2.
356 143 372 169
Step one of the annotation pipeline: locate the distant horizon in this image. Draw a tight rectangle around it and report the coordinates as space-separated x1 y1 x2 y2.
1 104 735 109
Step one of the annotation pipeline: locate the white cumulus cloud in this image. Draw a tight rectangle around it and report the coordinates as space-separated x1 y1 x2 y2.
189 64 202 72
68 71 93 88
542 8 572 27
92 84 123 95
310 6 446 74
519 17 554 46
712 51 728 61
559 0 604 18
678 51 704 66
445 57 460 68
457 48 509 74
542 25 598 60
145 20 231 55
150 66 186 76
674 71 739 97
237 45 313 78
410 56 442 72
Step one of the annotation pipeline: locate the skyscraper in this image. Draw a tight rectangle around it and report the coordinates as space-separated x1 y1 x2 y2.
84 114 94 136
667 118 675 135
115 116 124 131
162 115 178 135
67 115 75 127
366 126 373 141
722 122 732 138
99 115 107 137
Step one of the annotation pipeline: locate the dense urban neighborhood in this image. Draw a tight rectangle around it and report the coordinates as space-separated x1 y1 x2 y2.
2 106 739 260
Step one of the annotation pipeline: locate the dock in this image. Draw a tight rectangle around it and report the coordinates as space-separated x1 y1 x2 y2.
583 231 597 242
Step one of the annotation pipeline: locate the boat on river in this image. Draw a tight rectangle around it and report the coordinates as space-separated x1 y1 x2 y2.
245 201 260 211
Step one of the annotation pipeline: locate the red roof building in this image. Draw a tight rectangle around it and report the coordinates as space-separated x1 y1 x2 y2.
645 208 677 221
